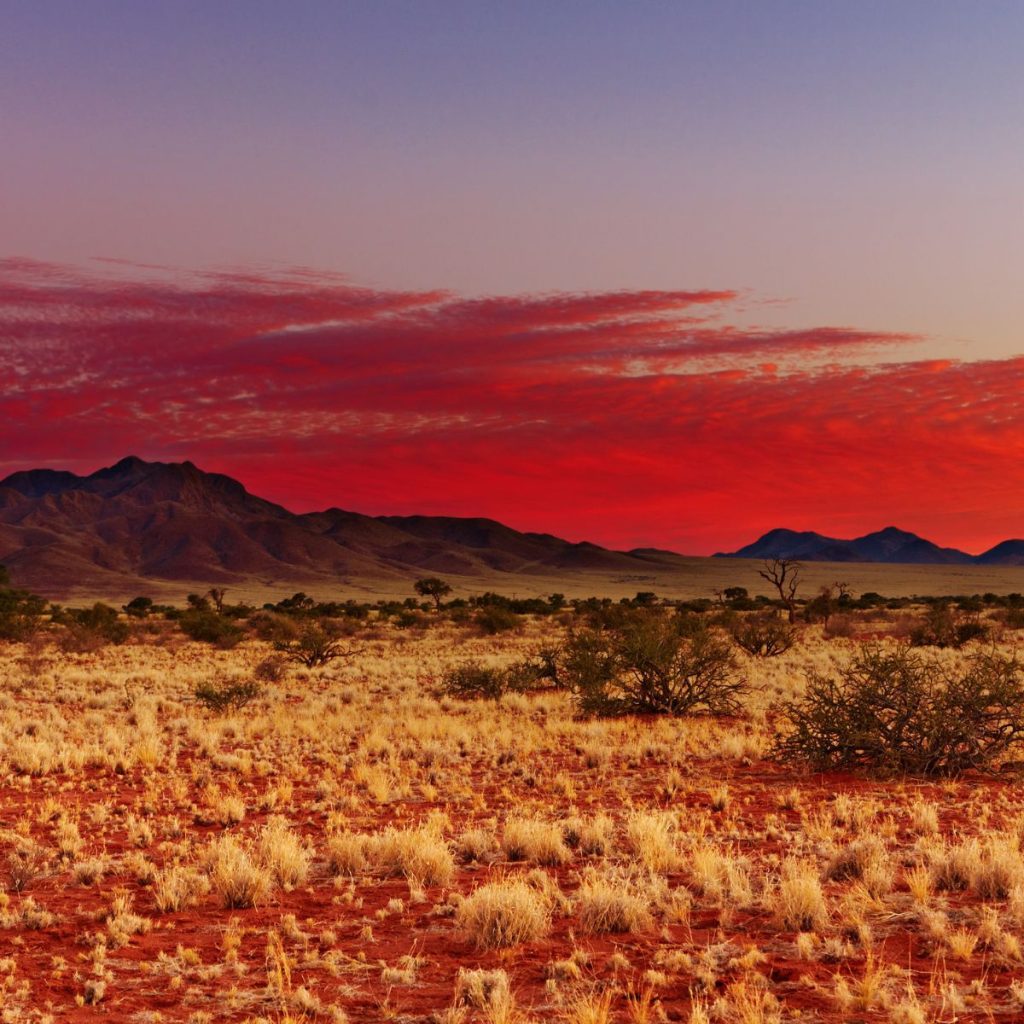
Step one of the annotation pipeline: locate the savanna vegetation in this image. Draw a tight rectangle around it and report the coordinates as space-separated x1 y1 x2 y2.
2 562 1024 1021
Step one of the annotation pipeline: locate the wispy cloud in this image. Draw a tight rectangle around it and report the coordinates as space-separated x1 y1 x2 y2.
2 259 1020 554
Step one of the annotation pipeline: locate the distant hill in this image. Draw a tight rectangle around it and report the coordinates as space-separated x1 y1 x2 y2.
716 525 1023 566
0 456 666 596
2 457 1022 599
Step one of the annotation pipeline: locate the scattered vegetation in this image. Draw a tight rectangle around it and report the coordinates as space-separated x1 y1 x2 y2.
0 575 1022 1021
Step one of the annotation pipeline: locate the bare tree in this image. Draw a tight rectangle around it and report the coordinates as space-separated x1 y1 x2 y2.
207 588 227 614
758 558 802 623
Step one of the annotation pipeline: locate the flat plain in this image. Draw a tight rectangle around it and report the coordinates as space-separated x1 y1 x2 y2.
4 598 1024 1023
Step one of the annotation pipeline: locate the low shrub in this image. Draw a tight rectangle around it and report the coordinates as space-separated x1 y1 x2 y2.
558 610 744 717
456 878 551 949
274 621 355 667
728 612 797 657
909 604 988 648
440 655 553 700
474 606 521 634
194 679 262 713
179 610 244 648
776 645 1024 775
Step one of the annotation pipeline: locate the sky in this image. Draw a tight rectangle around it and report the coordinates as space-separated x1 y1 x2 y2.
2 2 1023 554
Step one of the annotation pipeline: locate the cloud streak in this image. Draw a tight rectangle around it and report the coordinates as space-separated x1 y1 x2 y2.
2 259 1021 554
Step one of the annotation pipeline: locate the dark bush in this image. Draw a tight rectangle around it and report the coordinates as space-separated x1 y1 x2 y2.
474 606 521 635
558 610 743 717
274 622 355 667
123 596 154 619
728 612 797 657
194 679 262 713
59 603 130 646
909 604 988 648
0 585 46 641
440 654 555 700
179 610 244 648
775 645 1024 775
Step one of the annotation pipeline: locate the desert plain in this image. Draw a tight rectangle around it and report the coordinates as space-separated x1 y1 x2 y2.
3 576 1024 1024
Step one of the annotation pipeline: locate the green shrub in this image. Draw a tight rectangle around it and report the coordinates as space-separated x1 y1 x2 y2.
440 655 554 700
775 645 1024 776
0 586 46 641
194 680 262 713
558 611 743 717
274 622 355 667
474 606 521 635
179 610 244 648
58 603 129 646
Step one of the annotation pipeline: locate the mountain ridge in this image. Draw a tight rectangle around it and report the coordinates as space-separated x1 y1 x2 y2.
0 456 663 596
715 526 1021 565
1 457 1022 598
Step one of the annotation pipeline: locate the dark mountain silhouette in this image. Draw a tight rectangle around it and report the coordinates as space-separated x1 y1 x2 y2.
0 456 665 596
716 525 1000 565
2 457 1021 598
975 540 1024 566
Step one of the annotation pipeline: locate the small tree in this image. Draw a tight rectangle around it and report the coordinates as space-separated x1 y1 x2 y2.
758 558 802 623
414 577 452 611
274 622 356 668
123 596 154 619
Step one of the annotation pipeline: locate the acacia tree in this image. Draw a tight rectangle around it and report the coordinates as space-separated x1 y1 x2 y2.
414 577 452 611
758 558 802 623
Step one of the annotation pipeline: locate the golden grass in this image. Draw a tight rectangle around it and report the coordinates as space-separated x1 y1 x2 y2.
0 614 1023 1021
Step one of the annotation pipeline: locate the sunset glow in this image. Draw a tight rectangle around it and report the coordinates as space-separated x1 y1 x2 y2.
3 258 1023 555
3 3 1023 554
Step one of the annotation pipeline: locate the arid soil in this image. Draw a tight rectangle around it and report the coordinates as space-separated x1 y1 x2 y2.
2 621 1024 1022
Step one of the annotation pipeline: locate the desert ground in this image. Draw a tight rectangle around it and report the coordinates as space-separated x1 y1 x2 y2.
3 596 1024 1023
42 557 1024 608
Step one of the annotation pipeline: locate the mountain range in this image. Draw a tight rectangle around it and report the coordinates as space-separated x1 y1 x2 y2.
1 456 1022 600
0 456 687 597
715 527 1024 566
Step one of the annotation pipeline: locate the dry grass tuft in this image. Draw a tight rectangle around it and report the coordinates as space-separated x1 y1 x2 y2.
456 878 551 949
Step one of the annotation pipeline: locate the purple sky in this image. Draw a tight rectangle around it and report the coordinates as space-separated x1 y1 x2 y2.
3 3 1024 552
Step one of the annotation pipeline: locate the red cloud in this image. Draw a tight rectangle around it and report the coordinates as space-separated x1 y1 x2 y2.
2 259 1021 555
